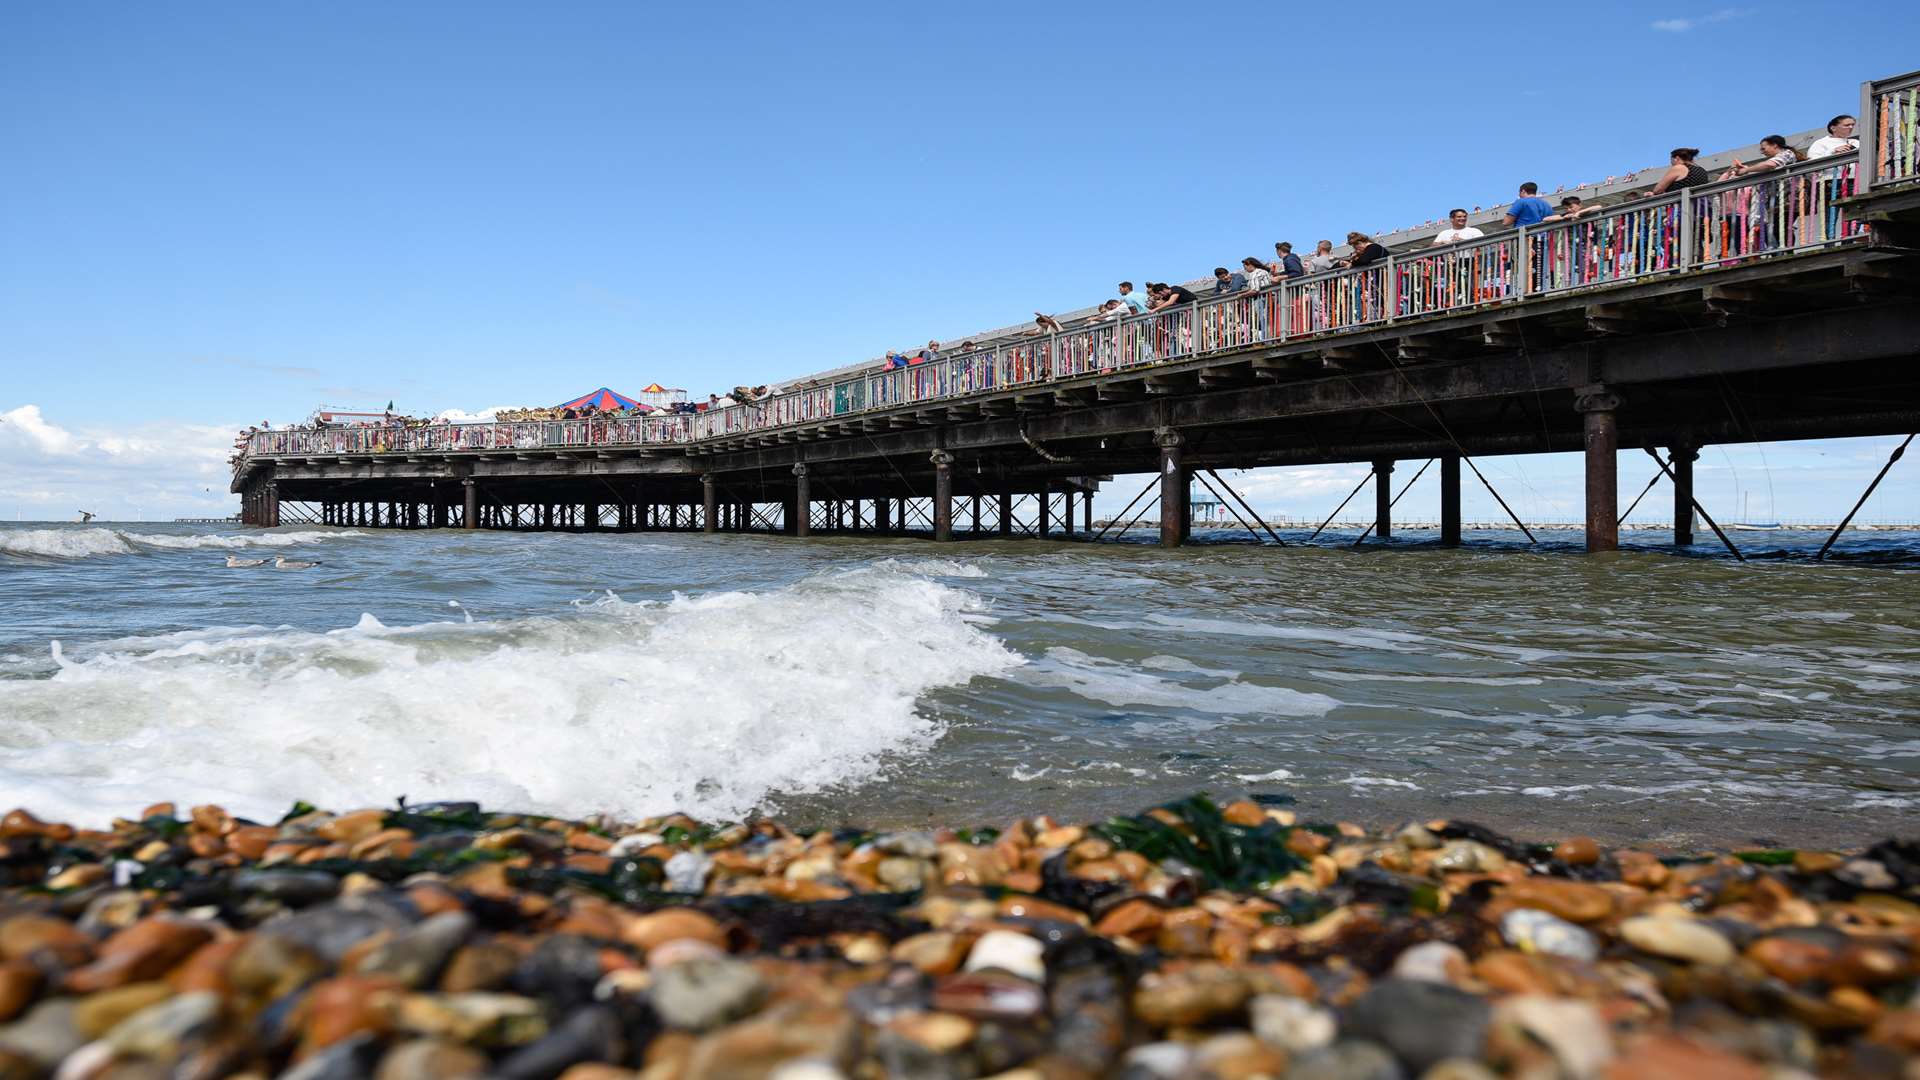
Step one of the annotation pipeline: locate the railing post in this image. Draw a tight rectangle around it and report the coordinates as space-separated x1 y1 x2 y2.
1385 255 1398 322
1678 192 1694 270
1860 77 1878 193
1515 225 1531 297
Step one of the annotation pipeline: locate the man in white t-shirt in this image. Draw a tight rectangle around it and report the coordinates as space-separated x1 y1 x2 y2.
1431 208 1485 246
1806 114 1860 159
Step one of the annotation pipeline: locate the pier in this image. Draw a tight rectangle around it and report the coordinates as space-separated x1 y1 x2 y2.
232 71 1920 554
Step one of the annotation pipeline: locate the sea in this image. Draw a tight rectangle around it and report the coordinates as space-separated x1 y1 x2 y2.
2 522 1917 850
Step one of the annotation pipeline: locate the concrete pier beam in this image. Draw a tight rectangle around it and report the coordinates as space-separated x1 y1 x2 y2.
1577 385 1623 553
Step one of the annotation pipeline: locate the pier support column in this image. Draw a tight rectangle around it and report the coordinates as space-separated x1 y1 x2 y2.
875 495 890 534
999 491 1013 537
1083 491 1093 533
263 483 278 528
1440 454 1462 547
932 451 954 542
791 465 810 537
1063 492 1075 536
1037 488 1051 538
462 482 477 529
585 500 599 531
1671 444 1698 546
971 494 982 535
702 475 717 534
1372 459 1394 541
1158 429 1189 549
1576 385 1623 553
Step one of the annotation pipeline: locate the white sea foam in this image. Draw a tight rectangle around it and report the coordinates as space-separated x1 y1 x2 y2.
1027 647 1340 717
0 563 1019 825
0 528 363 560
1235 768 1297 782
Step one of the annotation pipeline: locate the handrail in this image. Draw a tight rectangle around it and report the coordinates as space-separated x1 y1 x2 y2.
1863 70 1920 191
237 154 1874 466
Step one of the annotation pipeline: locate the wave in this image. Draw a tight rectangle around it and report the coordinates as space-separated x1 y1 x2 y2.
0 563 1019 825
0 528 363 560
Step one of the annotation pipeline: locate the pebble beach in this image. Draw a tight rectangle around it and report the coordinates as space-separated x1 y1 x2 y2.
0 793 1915 1079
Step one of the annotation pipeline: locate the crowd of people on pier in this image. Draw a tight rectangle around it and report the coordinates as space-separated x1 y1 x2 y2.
236 115 1862 465
864 114 1862 371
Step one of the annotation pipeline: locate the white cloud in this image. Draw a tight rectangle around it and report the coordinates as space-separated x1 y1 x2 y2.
0 405 242 521
1651 8 1749 32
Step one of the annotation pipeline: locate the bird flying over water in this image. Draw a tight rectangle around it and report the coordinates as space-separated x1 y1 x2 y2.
225 555 267 568
273 556 320 570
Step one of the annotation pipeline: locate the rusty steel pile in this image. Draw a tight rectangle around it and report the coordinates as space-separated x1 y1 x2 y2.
0 795 1915 1079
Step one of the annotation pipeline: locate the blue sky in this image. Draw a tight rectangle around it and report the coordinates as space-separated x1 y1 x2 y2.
2 2 1917 522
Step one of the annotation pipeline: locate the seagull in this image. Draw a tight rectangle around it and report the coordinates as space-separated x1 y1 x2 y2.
273 556 320 570
225 555 267 568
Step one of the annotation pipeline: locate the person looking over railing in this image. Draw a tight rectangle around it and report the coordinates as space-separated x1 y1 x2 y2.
1431 208 1485 245
1502 183 1553 228
1212 266 1246 296
1336 233 1388 269
1118 281 1150 314
1241 257 1273 291
1304 240 1338 274
1807 115 1860 159
1091 299 1129 322
1637 148 1708 197
1720 134 1798 180
1272 242 1305 279
1147 282 1198 311
1027 313 1065 335
1541 195 1604 223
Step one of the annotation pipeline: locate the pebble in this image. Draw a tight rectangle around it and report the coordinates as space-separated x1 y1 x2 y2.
1494 995 1612 1079
663 850 714 894
1251 994 1338 1054
623 908 725 953
375 1037 491 1080
1287 1040 1407 1080
101 991 220 1059
1500 907 1599 962
1344 979 1490 1075
648 956 765 1031
1619 916 1736 966
1391 941 1467 984
963 930 1047 982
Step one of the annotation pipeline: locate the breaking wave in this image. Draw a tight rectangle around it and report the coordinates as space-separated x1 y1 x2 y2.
0 563 1020 825
0 528 362 560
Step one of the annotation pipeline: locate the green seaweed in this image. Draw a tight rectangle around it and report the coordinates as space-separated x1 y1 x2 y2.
1092 794 1304 891
1734 849 1797 866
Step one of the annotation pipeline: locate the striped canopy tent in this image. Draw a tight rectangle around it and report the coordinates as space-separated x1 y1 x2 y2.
558 387 650 412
